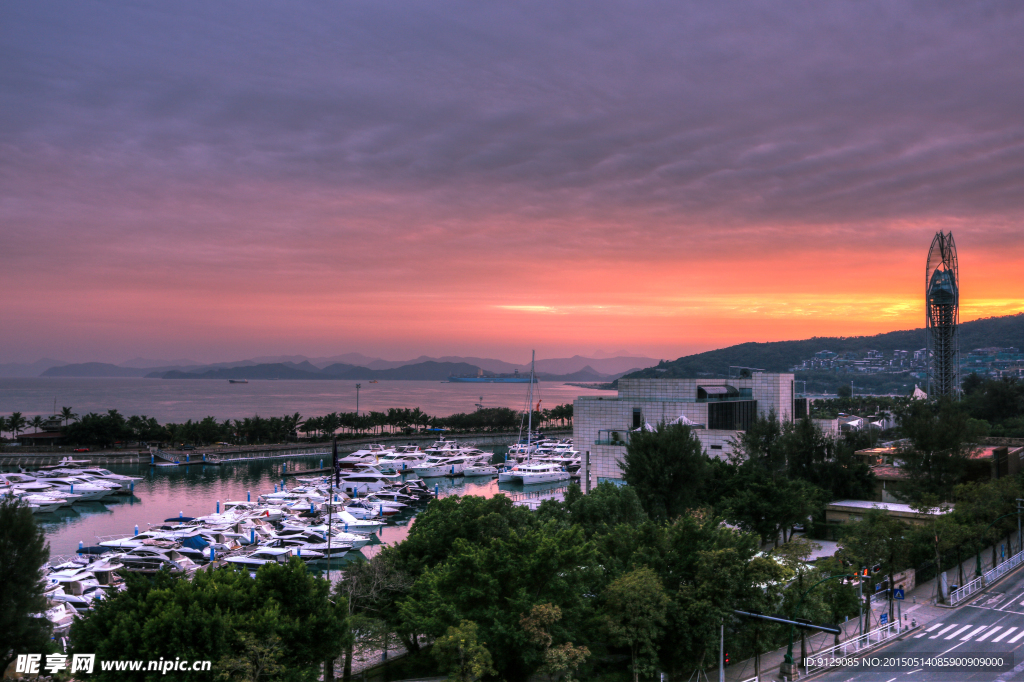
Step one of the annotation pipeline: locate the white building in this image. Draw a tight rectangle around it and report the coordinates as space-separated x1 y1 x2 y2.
574 372 800 486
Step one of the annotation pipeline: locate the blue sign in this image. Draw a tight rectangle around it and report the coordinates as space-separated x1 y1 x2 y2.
880 613 888 625
894 588 905 600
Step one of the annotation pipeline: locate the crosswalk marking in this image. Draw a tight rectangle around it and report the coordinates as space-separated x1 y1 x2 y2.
976 626 1002 641
992 627 1017 642
946 625 973 639
962 625 988 640
931 623 959 638
1009 630 1024 644
916 622 945 638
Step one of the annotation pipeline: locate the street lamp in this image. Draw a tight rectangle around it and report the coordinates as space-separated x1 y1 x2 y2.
356 383 361 416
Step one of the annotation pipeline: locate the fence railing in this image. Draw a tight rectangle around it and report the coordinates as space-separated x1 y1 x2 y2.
949 548 1024 606
949 576 984 606
803 621 904 676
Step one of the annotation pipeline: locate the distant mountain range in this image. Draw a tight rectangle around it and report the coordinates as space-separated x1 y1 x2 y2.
625 313 1024 381
21 353 659 382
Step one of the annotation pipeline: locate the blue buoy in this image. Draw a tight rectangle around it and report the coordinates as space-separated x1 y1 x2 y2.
322 531 326 540
297 547 301 557
247 490 251 502
403 462 407 470
203 453 206 462
451 465 455 475
179 511 183 520
435 483 439 497
344 522 348 532
320 459 323 470
334 494 338 502
310 502 314 513
216 500 220 514
275 484 278 493
134 525 139 536
250 529 255 544
283 462 286 473
210 547 215 561
130 481 134 493
186 453 189 463
150 454 154 464
70 483 73 494
79 540 83 550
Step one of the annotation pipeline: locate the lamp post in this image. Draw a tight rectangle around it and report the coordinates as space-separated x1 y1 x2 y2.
356 384 361 416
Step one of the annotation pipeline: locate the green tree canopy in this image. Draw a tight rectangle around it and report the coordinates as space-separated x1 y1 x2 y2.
0 497 52 670
620 422 710 521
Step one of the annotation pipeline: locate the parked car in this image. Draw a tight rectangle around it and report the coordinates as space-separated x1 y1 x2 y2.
73 448 90 453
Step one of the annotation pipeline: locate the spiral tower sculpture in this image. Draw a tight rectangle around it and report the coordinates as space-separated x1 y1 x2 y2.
925 231 960 398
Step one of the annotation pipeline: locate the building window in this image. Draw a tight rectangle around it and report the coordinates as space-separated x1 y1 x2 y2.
710 444 722 450
795 398 808 419
707 400 757 430
632 408 642 430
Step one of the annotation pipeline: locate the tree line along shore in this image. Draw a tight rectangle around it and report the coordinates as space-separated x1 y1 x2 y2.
0 404 574 449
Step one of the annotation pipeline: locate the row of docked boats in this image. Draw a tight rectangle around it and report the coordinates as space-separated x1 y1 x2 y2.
1 465 143 513
337 438 580 484
35 473 438 638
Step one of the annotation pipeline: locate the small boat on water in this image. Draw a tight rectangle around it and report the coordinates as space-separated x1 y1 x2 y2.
228 379 248 383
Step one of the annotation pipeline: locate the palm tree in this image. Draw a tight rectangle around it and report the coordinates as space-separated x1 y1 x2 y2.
60 406 78 427
29 416 44 433
0 416 8 438
8 412 27 438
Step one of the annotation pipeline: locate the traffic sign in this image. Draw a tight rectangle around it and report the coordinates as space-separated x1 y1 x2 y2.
880 613 888 625
894 588 905 600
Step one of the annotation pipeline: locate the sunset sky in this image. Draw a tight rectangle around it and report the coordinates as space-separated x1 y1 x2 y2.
2 1 1023 365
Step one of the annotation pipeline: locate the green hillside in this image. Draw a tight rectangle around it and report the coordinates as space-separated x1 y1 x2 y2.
627 313 1024 393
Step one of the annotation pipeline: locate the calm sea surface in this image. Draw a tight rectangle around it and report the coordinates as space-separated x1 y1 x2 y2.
21 452 567 562
0 378 610 422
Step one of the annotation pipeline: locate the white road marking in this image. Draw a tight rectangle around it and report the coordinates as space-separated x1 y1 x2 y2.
1009 629 1024 643
931 623 959 638
992 626 1017 642
915 622 944 638
977 626 1002 641
962 625 989 640
945 624 973 639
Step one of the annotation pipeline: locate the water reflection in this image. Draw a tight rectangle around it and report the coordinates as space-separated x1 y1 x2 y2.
12 446 569 561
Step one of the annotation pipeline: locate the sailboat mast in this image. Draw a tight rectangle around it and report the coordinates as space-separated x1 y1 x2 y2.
526 350 535 454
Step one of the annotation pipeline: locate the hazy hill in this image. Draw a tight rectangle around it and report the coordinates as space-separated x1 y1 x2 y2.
155 363 323 380
626 314 1024 380
42 362 153 378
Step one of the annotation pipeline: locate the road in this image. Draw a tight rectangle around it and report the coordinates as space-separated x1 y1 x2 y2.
813 567 1024 682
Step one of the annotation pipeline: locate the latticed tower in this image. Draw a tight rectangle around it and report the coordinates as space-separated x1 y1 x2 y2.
925 231 960 398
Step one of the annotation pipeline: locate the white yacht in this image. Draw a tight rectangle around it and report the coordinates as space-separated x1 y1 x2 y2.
31 477 115 502
463 464 499 477
225 547 299 567
508 462 571 485
411 455 473 477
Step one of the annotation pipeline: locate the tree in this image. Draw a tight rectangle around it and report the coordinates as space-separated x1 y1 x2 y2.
432 620 496 682
895 398 985 503
28 416 43 433
7 412 26 438
71 560 348 682
722 475 824 546
603 566 669 682
620 422 710 521
218 633 285 682
520 604 589 682
837 384 853 398
60 406 78 428
0 497 52 670
837 509 913 625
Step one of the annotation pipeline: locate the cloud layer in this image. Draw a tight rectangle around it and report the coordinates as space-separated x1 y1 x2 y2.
2 1 1023 362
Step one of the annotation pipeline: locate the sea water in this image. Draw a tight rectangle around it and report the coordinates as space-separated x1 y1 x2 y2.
0 378 610 422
